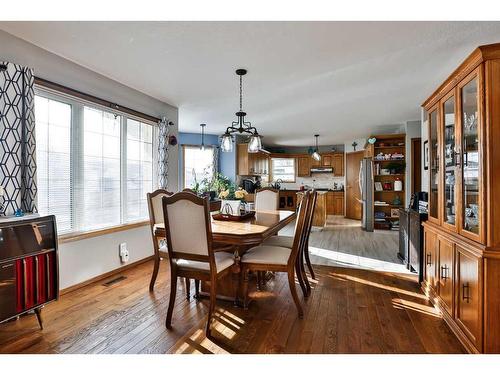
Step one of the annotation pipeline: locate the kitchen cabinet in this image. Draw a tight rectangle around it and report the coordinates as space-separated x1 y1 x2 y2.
297 156 311 177
420 43 500 353
326 191 344 215
237 144 269 176
278 190 297 211
321 154 332 167
332 153 344 176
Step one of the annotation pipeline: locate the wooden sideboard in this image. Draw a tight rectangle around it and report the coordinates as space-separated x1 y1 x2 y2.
0 215 59 329
421 43 500 353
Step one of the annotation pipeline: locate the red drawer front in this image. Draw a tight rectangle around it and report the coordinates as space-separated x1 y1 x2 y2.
14 251 56 312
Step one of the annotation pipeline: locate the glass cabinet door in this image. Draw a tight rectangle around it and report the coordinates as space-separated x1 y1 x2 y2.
429 109 439 222
442 95 457 228
460 76 480 237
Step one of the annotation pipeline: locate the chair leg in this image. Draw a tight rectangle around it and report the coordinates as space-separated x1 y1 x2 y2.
206 277 217 337
287 269 304 318
185 277 191 300
295 259 308 297
149 253 161 291
194 279 200 300
300 249 312 296
242 269 250 309
165 267 178 329
304 245 316 280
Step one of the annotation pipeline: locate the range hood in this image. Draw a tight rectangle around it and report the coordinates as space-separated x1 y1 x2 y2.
310 166 333 173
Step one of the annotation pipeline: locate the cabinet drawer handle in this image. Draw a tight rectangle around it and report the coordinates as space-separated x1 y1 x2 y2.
462 283 470 303
440 265 449 280
426 253 432 266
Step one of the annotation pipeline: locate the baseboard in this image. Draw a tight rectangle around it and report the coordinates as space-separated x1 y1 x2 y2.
421 281 479 354
60 256 154 295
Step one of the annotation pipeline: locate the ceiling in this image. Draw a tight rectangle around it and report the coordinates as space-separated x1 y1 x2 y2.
2 21 500 146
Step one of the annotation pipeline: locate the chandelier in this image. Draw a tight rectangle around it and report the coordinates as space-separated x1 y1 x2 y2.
220 69 262 153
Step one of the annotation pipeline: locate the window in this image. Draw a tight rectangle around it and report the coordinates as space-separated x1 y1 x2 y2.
34 96 72 233
271 158 295 182
82 107 122 230
183 145 215 189
35 89 156 235
126 119 153 222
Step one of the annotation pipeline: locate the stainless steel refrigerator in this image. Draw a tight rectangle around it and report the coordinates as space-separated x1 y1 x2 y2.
359 157 374 232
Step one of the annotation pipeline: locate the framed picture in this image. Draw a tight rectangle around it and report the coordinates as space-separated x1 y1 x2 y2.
375 182 383 191
423 140 429 170
391 208 400 218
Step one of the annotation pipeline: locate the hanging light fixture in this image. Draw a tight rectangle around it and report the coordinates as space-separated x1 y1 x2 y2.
199 123 206 151
220 69 262 153
311 134 321 161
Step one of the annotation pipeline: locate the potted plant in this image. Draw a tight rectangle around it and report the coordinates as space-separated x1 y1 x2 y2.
218 186 248 216
201 172 232 201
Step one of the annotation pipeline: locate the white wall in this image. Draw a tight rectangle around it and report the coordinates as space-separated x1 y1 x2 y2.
58 226 153 290
405 120 422 203
344 138 367 153
1 30 178 289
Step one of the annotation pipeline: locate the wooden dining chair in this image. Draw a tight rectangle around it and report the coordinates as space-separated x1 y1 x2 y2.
254 187 279 211
162 192 236 336
182 188 197 194
262 190 318 282
240 191 310 318
147 189 174 291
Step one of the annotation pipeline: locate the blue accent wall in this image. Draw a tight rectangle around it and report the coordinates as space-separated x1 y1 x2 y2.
178 132 236 190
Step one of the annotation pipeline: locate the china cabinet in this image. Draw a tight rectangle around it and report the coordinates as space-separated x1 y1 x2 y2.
421 43 500 353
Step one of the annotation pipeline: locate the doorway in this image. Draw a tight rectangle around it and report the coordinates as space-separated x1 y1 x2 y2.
345 151 364 220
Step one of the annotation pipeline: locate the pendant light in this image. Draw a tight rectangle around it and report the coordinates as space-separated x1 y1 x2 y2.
220 69 262 153
311 134 321 161
199 123 206 151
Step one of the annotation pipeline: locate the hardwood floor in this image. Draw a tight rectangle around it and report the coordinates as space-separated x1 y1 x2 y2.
0 259 464 354
280 215 404 271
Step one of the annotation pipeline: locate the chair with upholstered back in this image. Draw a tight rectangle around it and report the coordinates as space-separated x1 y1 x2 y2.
147 189 173 291
182 188 197 194
162 192 236 336
255 187 279 211
240 191 311 317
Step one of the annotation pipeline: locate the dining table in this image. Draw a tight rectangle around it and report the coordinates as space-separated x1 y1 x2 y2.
153 209 297 302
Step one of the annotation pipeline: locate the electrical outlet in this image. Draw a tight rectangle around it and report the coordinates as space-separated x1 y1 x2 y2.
119 243 129 263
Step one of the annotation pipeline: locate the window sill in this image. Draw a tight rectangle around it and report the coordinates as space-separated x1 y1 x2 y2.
58 220 150 244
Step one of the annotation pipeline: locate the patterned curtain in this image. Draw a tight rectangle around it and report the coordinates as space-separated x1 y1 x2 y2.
157 117 171 190
0 61 37 216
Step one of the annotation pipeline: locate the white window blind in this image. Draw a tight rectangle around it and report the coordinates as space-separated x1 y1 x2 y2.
126 118 153 222
183 145 215 189
271 158 295 182
34 96 72 233
34 89 156 235
82 106 122 230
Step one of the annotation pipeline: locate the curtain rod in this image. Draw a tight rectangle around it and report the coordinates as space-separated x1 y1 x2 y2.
34 77 161 124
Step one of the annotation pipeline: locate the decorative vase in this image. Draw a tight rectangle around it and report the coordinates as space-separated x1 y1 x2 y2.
221 200 242 216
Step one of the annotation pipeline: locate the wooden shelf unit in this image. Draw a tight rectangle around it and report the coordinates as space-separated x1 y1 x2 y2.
366 134 406 230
